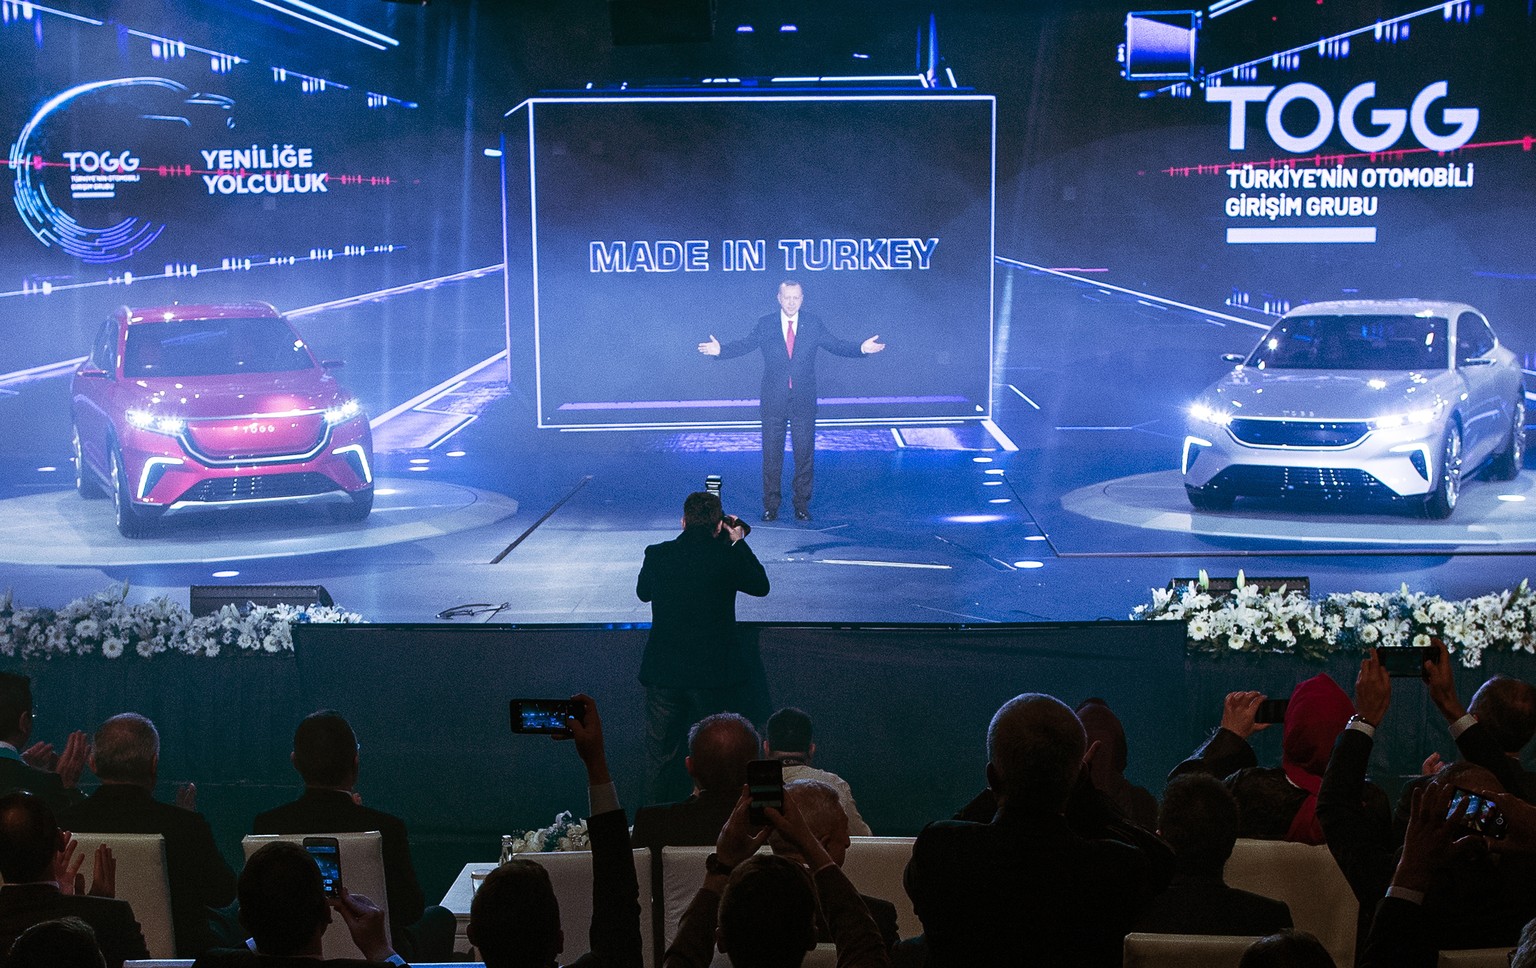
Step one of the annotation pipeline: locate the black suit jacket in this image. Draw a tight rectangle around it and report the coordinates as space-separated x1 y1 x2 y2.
61 783 237 957
0 754 82 814
716 311 865 406
630 791 738 850
0 883 148 968
1133 873 1293 936
905 811 1165 968
252 789 424 930
636 527 769 690
564 807 644 968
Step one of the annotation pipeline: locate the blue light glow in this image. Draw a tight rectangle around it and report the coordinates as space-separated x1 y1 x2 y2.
946 514 1005 524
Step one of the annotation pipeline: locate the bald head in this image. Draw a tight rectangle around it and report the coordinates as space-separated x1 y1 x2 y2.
987 694 1086 814
769 779 850 866
687 713 759 794
93 713 160 788
1470 675 1536 755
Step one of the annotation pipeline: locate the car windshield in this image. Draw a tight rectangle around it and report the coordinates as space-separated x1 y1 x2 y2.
1246 314 1448 370
122 317 313 377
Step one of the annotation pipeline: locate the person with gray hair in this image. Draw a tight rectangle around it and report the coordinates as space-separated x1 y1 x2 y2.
633 712 761 850
905 693 1170 967
61 714 236 957
769 779 898 949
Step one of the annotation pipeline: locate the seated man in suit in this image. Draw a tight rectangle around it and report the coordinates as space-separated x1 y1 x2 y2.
763 707 871 836
905 693 1170 968
252 710 454 962
769 778 898 949
467 693 642 968
1135 773 1292 935
632 712 759 849
60 713 237 957
7 915 110 968
193 841 399 968
0 792 148 967
0 672 89 813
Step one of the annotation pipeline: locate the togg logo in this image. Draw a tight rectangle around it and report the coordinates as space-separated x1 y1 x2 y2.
60 150 141 174
1208 80 1478 154
239 422 278 434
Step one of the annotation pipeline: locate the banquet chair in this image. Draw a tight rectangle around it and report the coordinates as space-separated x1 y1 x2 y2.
1437 949 1515 968
1123 932 1260 968
71 832 176 959
242 831 389 960
659 845 716 960
1224 838 1356 968
842 836 919 942
513 847 654 968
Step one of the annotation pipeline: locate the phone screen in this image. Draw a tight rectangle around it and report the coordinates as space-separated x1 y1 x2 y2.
510 699 583 735
304 838 341 897
1377 646 1435 678
1255 698 1288 724
1449 787 1508 839
747 759 784 826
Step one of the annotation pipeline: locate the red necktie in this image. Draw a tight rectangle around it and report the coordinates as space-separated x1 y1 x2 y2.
786 320 796 388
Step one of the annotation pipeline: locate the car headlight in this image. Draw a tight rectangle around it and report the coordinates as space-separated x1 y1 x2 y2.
1188 403 1234 428
1371 403 1444 430
324 399 363 426
124 409 187 436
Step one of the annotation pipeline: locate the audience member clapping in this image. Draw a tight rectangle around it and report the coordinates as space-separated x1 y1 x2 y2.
664 788 888 968
0 791 147 967
467 693 642 968
768 778 898 948
0 672 90 813
1173 674 1384 843
1135 774 1292 936
1075 698 1159 831
905 693 1170 968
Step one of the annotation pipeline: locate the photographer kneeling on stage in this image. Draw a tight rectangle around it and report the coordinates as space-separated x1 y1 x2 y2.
637 490 770 804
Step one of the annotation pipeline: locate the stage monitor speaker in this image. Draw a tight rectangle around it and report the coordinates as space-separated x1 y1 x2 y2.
610 0 714 45
190 584 333 617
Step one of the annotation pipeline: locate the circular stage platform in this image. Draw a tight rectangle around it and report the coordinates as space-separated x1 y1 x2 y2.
1060 470 1536 547
0 478 519 566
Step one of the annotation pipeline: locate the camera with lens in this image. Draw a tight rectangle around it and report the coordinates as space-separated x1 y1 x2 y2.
706 475 750 540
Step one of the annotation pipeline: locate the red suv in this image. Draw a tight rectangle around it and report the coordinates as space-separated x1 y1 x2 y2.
71 302 374 537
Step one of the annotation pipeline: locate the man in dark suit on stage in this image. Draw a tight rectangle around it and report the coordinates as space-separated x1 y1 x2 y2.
698 280 885 522
0 791 149 967
60 713 237 957
252 710 455 962
0 672 90 814
637 491 770 803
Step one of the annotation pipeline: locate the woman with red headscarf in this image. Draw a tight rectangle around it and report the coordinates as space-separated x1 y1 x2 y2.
1170 673 1390 844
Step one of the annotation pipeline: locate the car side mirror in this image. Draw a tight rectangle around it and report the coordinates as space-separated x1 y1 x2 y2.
1221 353 1246 364
320 359 346 370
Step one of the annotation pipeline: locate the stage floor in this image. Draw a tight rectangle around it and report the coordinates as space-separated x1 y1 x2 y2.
1 262 1533 622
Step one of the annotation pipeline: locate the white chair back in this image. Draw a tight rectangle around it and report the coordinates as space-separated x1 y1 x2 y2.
515 848 653 968
659 845 716 956
1123 932 1260 968
842 836 918 942
1224 839 1356 968
242 831 390 960
72 832 175 959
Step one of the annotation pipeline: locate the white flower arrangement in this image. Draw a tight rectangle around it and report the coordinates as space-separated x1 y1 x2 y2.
503 811 590 854
1132 571 1536 668
0 584 364 660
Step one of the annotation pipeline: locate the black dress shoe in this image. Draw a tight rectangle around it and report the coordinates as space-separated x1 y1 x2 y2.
761 509 778 522
794 508 811 521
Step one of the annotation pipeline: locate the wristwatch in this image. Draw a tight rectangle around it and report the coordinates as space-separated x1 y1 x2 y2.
704 852 735 877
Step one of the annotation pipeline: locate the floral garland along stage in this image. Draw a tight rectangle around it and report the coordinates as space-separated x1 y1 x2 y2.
503 811 590 854
0 585 363 660
1131 571 1536 668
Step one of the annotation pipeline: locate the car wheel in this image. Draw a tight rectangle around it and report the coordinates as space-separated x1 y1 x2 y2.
1185 484 1235 512
110 444 162 538
1422 424 1463 520
1487 392 1526 482
330 485 374 523
72 427 105 499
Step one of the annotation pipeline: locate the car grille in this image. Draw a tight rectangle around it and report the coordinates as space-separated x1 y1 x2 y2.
175 473 340 504
1228 418 1371 448
1209 466 1394 499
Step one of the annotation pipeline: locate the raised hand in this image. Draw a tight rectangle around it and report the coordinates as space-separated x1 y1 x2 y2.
53 834 85 894
88 843 116 897
176 782 198 812
1425 637 1467 722
1354 652 1391 727
861 335 885 354
562 693 611 786
21 741 57 771
55 731 90 788
698 335 721 356
334 887 395 963
715 788 772 869
1220 691 1270 739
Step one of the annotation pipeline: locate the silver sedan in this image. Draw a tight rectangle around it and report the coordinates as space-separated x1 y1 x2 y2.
1182 299 1526 518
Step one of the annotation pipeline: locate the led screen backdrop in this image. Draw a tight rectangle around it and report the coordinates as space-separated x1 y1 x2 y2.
503 95 996 429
